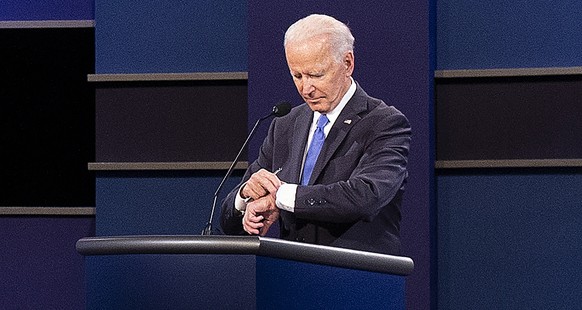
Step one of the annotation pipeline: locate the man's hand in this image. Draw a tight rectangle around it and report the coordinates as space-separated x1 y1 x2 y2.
241 169 281 201
242 195 280 236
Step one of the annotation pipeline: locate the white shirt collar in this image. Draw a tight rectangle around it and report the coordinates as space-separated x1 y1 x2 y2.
312 77 356 131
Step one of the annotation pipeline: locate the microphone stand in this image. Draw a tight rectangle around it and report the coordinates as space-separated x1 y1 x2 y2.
201 113 275 235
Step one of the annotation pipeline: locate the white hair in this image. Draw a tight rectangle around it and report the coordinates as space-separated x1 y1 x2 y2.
284 14 355 63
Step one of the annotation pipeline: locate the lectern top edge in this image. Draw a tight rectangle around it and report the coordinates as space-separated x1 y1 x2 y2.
76 235 414 276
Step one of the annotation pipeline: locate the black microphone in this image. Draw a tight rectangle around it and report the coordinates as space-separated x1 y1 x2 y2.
201 101 292 235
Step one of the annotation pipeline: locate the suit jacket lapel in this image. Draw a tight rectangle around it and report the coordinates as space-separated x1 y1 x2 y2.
280 105 312 229
289 105 313 184
308 84 368 185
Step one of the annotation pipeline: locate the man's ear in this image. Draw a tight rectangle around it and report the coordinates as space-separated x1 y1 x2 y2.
344 51 355 75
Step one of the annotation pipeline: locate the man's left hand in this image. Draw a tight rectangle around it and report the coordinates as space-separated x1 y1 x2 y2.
242 195 280 236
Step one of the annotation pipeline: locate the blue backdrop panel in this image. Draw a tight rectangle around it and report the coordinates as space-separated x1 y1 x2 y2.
0 0 93 21
87 254 256 310
437 171 582 309
94 0 247 73
96 171 244 236
0 217 95 309
437 0 582 69
257 256 405 310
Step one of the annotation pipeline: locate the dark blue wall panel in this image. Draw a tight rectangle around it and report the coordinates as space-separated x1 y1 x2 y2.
95 171 244 235
0 217 95 309
0 0 93 20
437 1 582 69
94 0 247 73
437 171 582 309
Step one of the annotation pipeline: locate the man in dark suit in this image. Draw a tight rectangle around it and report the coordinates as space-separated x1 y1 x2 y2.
220 14 411 256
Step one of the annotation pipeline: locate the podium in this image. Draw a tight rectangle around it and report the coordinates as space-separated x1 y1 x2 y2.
77 235 413 309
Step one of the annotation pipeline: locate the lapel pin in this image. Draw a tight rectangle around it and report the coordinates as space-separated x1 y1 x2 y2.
344 119 352 124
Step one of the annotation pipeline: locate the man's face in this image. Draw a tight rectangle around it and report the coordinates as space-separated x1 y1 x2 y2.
285 37 354 114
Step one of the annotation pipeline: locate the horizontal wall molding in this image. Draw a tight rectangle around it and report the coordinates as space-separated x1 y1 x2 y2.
88 162 249 171
88 72 248 82
0 207 95 216
0 20 95 29
435 66 582 78
435 159 582 169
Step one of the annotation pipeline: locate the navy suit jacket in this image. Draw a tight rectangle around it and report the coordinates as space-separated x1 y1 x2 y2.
220 83 411 255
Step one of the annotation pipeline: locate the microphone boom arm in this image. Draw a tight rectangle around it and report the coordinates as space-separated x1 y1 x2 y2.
201 113 273 235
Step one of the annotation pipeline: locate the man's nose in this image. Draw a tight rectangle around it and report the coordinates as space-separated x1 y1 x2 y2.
301 78 315 96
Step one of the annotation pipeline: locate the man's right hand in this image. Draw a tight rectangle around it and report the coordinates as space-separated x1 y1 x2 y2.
240 169 282 200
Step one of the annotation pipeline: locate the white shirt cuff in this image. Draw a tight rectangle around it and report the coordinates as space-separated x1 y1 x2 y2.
276 183 297 212
234 184 250 213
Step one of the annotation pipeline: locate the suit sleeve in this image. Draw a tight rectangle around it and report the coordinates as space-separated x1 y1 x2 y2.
293 107 411 223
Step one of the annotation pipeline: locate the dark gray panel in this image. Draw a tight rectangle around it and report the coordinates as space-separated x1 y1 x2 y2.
436 76 582 160
95 81 248 162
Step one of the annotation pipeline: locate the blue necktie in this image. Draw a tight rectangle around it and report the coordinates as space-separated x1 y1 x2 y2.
301 114 329 185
